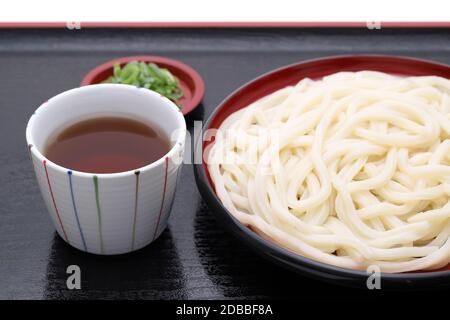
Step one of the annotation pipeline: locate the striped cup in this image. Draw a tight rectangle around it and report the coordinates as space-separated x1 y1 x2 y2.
26 84 186 255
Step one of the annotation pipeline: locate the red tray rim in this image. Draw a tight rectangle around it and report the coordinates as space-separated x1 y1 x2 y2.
0 22 449 28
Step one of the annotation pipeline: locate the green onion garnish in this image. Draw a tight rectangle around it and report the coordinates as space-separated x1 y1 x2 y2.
103 61 184 108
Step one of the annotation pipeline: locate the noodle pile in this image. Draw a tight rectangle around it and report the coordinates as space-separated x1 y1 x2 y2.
208 71 450 273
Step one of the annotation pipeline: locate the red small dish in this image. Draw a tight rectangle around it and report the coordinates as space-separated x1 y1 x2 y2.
80 55 205 115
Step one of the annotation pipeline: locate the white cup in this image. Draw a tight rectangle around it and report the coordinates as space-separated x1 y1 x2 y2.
25 84 186 255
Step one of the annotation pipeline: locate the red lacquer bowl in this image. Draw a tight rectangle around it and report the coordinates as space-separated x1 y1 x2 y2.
194 55 450 288
81 55 205 115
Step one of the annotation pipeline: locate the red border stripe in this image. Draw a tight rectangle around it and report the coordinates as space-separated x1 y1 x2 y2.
0 22 449 28
43 160 69 242
152 157 169 241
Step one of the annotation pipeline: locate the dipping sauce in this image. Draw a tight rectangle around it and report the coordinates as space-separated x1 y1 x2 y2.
44 117 170 173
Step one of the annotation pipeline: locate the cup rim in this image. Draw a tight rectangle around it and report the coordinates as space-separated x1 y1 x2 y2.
25 84 186 178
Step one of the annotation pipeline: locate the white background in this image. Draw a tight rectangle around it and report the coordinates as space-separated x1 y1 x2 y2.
0 0 448 22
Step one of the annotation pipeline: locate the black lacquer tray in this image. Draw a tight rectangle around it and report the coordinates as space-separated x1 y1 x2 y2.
0 27 448 299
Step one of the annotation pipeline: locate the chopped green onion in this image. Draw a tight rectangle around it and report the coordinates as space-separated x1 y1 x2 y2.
103 61 184 108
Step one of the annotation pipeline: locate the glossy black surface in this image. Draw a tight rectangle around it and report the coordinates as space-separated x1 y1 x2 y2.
0 28 449 299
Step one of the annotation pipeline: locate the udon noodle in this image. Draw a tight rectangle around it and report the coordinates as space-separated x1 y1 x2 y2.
207 71 450 273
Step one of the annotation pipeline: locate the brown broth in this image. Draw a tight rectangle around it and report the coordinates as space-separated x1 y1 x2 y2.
44 117 171 173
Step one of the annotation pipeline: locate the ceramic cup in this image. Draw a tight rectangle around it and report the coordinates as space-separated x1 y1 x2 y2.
26 84 186 255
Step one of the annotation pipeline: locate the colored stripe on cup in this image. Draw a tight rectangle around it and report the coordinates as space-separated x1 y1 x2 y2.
43 160 69 242
131 170 140 250
93 175 104 254
152 157 169 241
68 171 88 252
